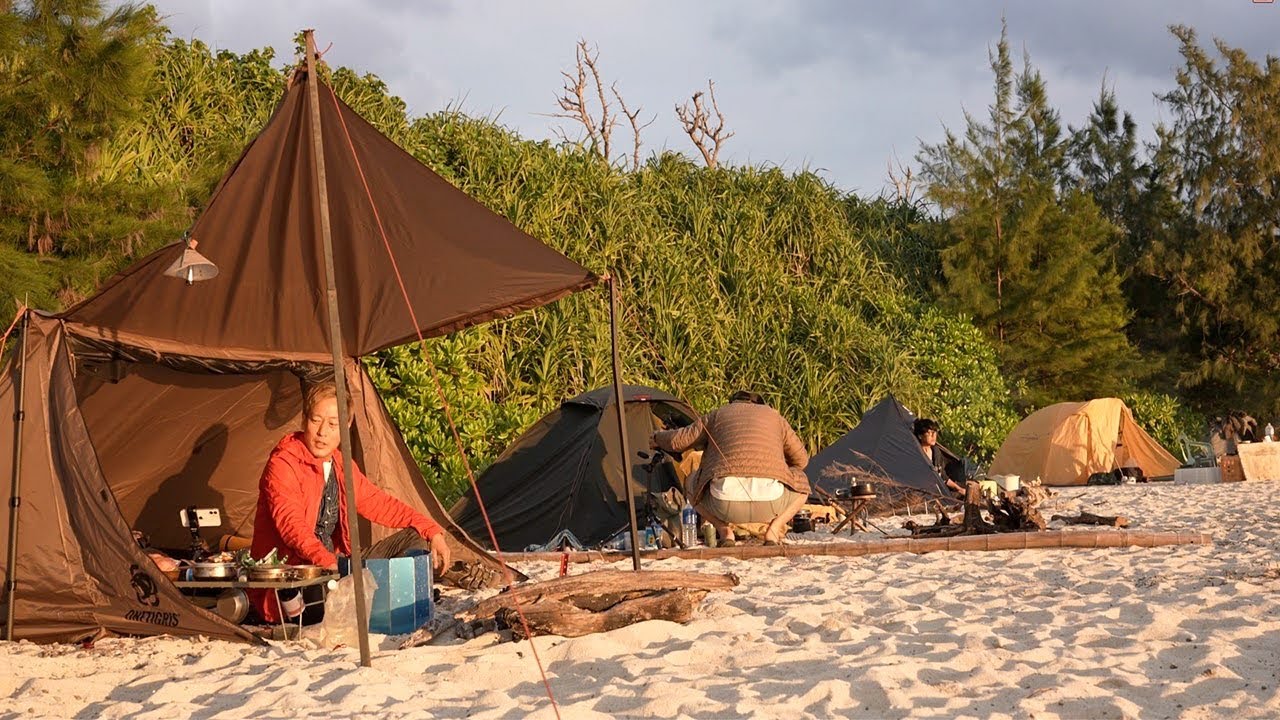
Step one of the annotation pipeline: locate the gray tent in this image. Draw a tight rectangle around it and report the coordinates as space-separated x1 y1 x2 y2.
807 395 964 499
450 386 697 550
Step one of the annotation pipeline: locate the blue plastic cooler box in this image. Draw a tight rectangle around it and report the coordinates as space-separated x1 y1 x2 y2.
339 551 434 634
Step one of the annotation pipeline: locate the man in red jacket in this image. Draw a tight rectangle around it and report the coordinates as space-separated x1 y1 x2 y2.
250 381 451 624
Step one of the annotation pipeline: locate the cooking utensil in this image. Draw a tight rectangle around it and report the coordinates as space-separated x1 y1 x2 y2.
791 509 814 533
188 561 238 580
247 565 292 582
851 481 876 497
289 565 328 580
215 589 249 624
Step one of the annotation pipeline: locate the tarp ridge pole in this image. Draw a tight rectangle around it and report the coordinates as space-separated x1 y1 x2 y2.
608 275 642 571
305 29 372 668
4 310 29 640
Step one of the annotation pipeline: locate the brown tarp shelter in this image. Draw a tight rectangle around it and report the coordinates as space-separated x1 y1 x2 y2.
1 64 597 643
989 398 1179 486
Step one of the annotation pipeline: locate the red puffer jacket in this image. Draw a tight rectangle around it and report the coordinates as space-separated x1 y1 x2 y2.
249 432 442 623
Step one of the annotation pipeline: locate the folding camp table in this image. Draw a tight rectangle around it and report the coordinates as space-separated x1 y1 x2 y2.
174 574 337 640
829 494 875 535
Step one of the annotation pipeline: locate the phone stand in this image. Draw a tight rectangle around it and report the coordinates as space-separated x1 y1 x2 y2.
185 505 212 562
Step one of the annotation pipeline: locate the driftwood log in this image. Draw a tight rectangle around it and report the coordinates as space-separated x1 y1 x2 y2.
401 570 738 647
495 588 711 641
1051 512 1130 528
907 481 1049 538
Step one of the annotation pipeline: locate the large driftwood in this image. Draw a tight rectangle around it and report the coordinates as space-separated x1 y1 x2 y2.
510 531 1211 564
988 489 1047 532
1051 512 1130 528
460 569 738 623
496 588 710 640
400 570 739 648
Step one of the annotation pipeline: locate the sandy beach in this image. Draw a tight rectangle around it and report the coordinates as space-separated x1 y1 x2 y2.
3 480 1278 719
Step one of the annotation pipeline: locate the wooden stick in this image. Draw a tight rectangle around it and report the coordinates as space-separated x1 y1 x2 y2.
509 531 1211 563
1051 512 1130 528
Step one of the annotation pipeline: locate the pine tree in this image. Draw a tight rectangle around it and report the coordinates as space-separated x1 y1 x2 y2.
917 21 1135 408
1147 26 1280 416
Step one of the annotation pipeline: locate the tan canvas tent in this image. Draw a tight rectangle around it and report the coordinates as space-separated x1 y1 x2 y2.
989 398 1179 486
1 60 596 643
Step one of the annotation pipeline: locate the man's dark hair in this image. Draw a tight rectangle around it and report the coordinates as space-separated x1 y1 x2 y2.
912 418 940 439
729 390 765 405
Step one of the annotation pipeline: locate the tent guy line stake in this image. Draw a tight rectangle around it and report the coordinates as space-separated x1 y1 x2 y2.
304 29 372 669
4 309 29 640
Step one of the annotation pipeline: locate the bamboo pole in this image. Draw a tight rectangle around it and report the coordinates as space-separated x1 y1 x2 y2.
4 310 29 640
607 276 642 571
304 30 372 668
511 530 1212 563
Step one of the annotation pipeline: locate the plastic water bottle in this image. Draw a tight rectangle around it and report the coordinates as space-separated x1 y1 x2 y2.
681 500 699 547
1266 423 1275 442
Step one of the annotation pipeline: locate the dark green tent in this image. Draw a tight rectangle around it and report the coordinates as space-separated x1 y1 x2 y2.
450 386 697 550
807 395 964 499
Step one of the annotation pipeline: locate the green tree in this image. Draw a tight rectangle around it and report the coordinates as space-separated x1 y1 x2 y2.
917 22 1135 408
0 0 170 309
1146 26 1280 417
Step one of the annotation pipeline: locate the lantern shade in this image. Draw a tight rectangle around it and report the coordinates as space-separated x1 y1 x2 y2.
162 247 219 284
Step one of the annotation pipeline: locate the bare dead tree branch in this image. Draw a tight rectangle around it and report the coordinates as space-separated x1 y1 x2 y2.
886 152 917 203
547 39 619 162
613 82 655 171
675 80 734 169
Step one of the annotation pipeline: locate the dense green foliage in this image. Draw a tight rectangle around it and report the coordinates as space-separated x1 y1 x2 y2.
13 4 1275 504
0 0 170 308
359 135 1020 501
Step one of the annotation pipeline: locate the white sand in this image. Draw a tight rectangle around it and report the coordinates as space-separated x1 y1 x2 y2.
4 481 1280 719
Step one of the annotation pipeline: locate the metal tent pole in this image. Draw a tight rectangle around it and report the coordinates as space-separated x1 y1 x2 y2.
4 310 29 640
608 276 642 571
305 29 372 668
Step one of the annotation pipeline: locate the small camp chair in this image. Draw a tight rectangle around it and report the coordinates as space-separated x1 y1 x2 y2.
1177 433 1216 468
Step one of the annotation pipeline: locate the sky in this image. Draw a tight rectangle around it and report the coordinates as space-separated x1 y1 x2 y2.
148 0 1278 197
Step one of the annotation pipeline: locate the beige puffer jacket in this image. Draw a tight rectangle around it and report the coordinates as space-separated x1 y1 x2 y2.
653 401 810 501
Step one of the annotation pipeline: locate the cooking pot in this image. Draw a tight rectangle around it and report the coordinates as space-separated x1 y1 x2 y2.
187 562 238 580
851 481 876 497
791 509 814 534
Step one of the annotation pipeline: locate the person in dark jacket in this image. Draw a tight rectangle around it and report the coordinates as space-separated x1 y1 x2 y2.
914 418 963 495
651 390 809 547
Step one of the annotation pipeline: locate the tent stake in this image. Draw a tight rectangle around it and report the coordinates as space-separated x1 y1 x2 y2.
4 310 29 640
608 276 642 571
305 29 372 668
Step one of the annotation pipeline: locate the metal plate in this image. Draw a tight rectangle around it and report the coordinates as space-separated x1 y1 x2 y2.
247 565 291 582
